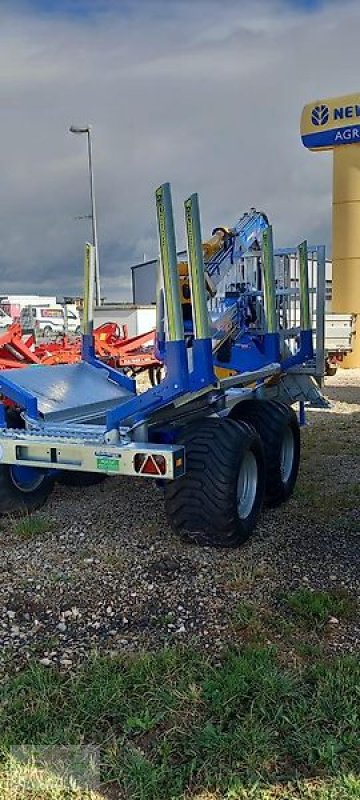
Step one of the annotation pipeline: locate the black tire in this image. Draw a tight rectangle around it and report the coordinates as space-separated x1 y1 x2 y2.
230 400 300 507
0 464 54 515
5 408 25 429
43 326 53 337
57 471 107 488
164 417 265 547
325 359 337 377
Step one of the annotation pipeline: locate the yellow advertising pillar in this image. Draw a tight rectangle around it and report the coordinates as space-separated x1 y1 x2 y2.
301 93 360 367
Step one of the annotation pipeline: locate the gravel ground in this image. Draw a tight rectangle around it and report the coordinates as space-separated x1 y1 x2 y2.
0 370 359 678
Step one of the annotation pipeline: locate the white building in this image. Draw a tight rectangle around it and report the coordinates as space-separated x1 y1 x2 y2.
94 303 156 337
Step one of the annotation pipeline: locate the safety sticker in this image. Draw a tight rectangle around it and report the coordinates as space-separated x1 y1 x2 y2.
96 457 120 472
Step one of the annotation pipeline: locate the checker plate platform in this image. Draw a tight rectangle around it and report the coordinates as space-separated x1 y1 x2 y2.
0 362 134 422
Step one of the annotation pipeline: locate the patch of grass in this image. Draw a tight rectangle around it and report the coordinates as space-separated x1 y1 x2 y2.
232 600 256 627
295 480 360 519
294 481 326 503
0 750 101 798
0 645 359 799
301 423 359 460
12 514 54 541
259 611 327 664
294 479 335 510
48 571 74 586
221 774 360 799
285 589 356 625
294 641 325 661
265 611 297 637
223 562 270 592
101 550 127 570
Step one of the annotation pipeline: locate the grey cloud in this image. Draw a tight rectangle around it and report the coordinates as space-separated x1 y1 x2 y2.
0 0 358 298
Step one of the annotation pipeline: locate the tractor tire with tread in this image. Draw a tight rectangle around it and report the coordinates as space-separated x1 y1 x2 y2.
230 399 300 507
164 417 265 547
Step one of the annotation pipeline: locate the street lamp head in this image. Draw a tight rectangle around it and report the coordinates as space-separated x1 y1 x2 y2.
69 125 90 134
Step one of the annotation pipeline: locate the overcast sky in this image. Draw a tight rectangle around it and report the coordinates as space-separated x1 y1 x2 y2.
0 0 358 300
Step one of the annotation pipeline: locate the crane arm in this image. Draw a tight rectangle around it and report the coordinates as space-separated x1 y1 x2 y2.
205 208 269 291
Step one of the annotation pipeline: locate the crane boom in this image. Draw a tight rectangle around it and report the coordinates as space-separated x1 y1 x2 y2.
205 208 269 290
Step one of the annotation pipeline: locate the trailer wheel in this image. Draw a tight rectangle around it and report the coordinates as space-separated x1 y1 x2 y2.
230 400 300 507
57 472 107 488
0 464 54 515
164 418 265 547
325 359 337 377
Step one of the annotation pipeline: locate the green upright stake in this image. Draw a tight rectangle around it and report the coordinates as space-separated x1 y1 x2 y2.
184 193 210 340
82 242 95 337
299 240 311 331
155 183 184 343
262 227 277 334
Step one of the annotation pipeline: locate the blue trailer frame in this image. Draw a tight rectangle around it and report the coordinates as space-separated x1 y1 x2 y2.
0 182 326 502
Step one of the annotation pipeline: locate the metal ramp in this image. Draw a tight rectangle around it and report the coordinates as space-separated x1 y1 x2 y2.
0 362 135 423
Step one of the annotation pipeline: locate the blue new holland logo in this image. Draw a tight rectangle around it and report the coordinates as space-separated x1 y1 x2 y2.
311 105 329 126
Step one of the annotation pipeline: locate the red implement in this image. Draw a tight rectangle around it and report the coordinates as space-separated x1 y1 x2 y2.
0 324 40 369
0 322 161 376
93 325 160 371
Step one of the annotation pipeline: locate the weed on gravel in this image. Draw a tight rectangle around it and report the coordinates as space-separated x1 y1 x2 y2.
284 589 357 627
11 514 55 541
0 645 359 799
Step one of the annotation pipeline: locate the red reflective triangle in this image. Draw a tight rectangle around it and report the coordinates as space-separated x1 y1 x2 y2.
142 456 159 475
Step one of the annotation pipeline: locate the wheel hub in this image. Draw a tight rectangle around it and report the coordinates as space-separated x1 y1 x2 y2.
280 426 294 483
236 450 258 519
10 465 45 493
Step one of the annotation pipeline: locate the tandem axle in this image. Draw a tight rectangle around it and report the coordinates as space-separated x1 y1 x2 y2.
0 183 327 546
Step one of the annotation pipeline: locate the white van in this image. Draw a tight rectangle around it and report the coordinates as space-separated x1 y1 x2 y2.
0 307 13 329
65 305 82 334
20 305 81 336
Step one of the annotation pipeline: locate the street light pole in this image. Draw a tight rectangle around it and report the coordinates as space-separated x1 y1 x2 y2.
69 124 101 305
86 129 101 306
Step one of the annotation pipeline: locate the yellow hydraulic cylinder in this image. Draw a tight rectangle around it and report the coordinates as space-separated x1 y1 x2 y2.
301 93 360 366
